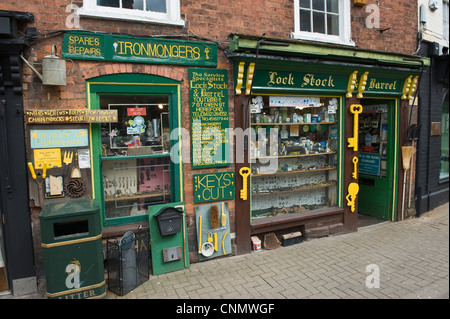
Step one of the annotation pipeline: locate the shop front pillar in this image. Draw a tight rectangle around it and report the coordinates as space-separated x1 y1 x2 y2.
234 94 252 255
343 96 360 232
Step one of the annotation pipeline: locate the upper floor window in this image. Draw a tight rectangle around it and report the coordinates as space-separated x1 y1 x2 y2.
293 0 353 46
79 0 184 26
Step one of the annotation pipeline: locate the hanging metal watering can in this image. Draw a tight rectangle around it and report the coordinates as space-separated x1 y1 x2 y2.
21 45 67 86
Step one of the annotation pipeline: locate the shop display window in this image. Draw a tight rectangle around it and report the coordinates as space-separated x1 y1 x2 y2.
250 95 339 219
99 95 173 220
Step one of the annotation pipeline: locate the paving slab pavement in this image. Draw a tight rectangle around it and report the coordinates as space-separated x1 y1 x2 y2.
107 203 449 300
2 203 448 300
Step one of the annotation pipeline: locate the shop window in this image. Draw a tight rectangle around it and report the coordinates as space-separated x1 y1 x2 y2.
87 74 183 226
250 96 340 220
440 93 449 180
79 0 184 25
292 0 353 46
100 95 172 221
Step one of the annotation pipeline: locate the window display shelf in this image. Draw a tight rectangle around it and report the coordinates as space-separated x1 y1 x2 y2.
252 151 336 160
104 192 171 202
251 121 337 126
101 153 170 161
252 166 336 177
251 180 336 196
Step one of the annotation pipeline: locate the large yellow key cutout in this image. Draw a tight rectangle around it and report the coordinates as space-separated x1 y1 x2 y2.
239 167 250 200
348 104 363 151
346 182 359 213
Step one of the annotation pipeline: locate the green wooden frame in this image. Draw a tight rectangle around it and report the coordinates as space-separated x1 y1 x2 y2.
357 98 399 221
86 74 184 227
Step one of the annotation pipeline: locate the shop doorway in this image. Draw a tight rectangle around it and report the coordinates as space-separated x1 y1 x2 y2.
357 99 398 221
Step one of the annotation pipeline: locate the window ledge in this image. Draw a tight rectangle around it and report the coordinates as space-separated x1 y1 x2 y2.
78 8 185 26
290 32 355 47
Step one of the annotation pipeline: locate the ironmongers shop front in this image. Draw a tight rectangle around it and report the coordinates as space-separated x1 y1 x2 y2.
226 34 428 255
5 27 429 297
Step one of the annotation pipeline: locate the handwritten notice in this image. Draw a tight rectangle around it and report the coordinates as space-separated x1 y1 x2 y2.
34 148 62 168
194 171 235 203
25 109 118 124
189 69 230 168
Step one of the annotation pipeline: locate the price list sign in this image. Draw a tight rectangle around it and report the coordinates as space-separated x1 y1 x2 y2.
189 68 230 168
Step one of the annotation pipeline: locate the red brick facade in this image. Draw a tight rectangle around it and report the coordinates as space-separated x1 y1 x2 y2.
1 0 419 292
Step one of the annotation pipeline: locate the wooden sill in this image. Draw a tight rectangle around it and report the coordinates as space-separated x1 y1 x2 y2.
250 207 344 235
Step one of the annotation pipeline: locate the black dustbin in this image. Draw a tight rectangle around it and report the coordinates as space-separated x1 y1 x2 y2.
154 207 183 236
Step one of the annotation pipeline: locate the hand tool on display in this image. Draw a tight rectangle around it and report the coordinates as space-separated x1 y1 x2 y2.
214 233 218 252
347 104 363 151
70 152 82 178
222 231 228 255
27 161 47 207
210 205 219 228
198 215 202 253
239 167 250 200
62 150 73 176
346 182 359 213
221 202 226 227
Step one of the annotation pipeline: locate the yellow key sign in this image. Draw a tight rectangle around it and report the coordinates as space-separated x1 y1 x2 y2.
34 148 62 168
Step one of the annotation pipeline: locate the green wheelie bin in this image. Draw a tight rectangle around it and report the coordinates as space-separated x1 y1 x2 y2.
39 199 105 299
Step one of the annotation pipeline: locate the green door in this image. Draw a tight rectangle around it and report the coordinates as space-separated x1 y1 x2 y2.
357 99 398 220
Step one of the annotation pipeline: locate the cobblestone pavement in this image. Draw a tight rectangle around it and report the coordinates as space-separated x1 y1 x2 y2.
107 203 449 299
3 203 448 300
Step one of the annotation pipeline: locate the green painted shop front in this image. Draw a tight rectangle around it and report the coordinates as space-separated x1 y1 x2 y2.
227 35 425 253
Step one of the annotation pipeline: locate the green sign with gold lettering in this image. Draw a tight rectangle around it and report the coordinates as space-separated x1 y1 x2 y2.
194 171 235 203
63 31 217 67
189 68 230 168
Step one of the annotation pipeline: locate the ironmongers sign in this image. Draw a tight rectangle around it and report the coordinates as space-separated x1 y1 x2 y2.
62 31 218 67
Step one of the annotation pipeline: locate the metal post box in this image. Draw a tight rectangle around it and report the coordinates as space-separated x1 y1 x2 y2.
39 199 105 299
154 207 183 236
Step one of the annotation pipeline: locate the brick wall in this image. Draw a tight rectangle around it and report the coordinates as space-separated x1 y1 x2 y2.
351 0 418 54
1 0 422 277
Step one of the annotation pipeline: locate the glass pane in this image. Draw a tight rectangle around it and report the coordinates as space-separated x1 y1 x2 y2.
300 9 311 32
102 157 171 219
99 94 172 220
131 0 144 10
97 0 120 8
122 0 134 9
146 0 167 13
327 13 339 35
313 11 325 33
313 0 325 11
326 0 339 13
300 0 311 9
99 95 170 157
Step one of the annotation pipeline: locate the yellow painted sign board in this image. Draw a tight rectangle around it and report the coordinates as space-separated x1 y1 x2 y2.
34 148 62 168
